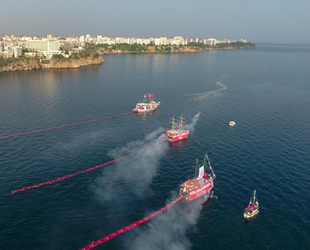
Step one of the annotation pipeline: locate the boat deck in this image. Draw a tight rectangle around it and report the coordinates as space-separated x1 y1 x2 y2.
181 178 205 190
168 129 188 135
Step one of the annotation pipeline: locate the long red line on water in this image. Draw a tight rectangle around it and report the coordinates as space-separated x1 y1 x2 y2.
12 138 166 194
0 111 134 140
79 196 182 250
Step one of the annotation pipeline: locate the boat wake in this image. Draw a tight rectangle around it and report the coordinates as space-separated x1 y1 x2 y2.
188 76 228 100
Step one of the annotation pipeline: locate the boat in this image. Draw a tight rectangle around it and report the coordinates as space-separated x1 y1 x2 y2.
244 190 259 219
179 153 216 201
229 121 236 126
133 94 160 113
166 115 189 142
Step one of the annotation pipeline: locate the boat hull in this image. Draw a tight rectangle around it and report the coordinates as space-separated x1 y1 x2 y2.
167 133 189 142
167 130 189 142
244 204 259 219
133 102 160 113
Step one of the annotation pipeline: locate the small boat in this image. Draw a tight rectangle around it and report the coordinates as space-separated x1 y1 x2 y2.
133 94 160 113
229 121 236 126
244 190 259 219
180 153 216 201
166 115 189 142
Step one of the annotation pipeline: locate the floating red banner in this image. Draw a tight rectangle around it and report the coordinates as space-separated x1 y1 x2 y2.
1 111 134 140
79 196 182 250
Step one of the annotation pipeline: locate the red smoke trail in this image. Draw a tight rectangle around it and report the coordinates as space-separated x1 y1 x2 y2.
12 138 166 194
0 111 134 140
79 196 182 250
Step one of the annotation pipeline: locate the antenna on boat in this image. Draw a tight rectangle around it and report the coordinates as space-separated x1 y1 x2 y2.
253 190 256 201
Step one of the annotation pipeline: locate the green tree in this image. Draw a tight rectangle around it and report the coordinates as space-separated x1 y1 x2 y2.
165 47 172 53
52 54 64 59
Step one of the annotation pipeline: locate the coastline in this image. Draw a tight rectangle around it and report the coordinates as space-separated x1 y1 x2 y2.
99 43 255 55
0 44 255 73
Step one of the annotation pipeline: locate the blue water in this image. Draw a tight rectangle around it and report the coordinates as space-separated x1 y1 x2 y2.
1 44 310 249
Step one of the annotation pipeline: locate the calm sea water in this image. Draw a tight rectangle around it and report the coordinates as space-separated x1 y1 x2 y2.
1 44 310 250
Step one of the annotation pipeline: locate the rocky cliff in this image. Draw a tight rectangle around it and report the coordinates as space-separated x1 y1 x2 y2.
42 56 104 69
0 56 104 72
0 59 41 72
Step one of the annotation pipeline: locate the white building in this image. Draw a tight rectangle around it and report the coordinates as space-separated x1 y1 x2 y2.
25 40 59 51
203 38 217 46
154 38 160 46
79 36 85 43
25 40 60 59
160 37 167 45
12 46 22 57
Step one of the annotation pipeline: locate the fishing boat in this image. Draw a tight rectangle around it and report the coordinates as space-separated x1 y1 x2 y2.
133 94 160 113
179 153 216 201
229 121 236 126
166 115 189 142
244 190 259 219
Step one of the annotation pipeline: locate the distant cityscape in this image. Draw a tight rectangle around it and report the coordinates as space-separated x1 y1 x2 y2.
0 34 249 60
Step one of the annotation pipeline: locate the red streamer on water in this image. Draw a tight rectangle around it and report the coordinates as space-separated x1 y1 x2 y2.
79 196 182 250
0 111 134 140
12 138 166 194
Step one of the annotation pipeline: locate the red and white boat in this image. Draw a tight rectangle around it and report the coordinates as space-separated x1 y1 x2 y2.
133 94 160 113
180 153 216 201
166 115 189 142
244 190 259 219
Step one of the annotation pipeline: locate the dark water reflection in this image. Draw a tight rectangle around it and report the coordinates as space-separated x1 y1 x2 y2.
1 45 310 250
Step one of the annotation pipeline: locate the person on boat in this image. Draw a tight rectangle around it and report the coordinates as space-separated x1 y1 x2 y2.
203 172 208 179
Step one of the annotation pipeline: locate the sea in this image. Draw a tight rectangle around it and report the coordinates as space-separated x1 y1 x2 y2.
0 44 310 250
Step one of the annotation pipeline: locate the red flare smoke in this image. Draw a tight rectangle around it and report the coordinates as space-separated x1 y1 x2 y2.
79 196 182 250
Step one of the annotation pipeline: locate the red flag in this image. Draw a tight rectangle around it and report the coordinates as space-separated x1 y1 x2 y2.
148 94 152 102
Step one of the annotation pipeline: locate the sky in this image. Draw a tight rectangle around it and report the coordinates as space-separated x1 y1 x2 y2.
0 0 309 44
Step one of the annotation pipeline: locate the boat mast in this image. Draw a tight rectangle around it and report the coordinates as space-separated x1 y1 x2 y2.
178 115 185 129
205 153 216 178
194 158 200 178
203 153 208 168
170 116 177 130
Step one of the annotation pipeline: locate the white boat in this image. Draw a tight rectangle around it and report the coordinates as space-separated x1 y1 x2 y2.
133 94 160 113
229 121 236 126
244 190 259 219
